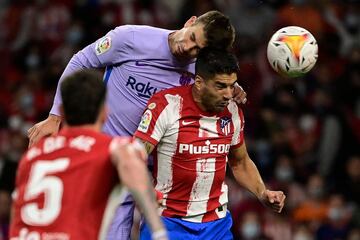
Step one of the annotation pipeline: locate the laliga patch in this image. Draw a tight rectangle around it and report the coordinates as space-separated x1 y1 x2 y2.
95 36 112 55
148 102 156 110
138 109 152 132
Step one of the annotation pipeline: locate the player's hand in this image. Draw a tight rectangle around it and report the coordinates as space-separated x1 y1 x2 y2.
259 189 286 213
233 82 247 105
27 115 61 148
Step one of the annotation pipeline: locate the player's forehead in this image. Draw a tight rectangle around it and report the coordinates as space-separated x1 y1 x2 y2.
190 23 207 48
211 73 237 85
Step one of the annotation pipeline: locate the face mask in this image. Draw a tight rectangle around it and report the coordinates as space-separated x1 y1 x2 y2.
241 222 260 239
345 13 359 29
299 115 316 133
25 53 40 69
308 188 323 199
294 233 312 240
275 167 294 182
67 28 83 45
328 207 343 221
20 93 34 110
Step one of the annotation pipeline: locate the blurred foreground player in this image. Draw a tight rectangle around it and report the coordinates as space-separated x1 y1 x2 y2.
10 70 167 240
134 48 286 239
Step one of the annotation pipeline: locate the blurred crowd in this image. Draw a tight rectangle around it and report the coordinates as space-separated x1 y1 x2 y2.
0 0 359 239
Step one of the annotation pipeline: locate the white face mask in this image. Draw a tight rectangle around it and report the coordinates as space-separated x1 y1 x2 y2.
241 222 260 239
275 167 294 182
293 233 313 240
328 207 344 221
308 187 324 199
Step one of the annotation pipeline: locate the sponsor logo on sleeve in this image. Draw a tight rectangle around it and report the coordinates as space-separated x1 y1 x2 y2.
148 102 156 110
95 36 112 55
138 109 152 133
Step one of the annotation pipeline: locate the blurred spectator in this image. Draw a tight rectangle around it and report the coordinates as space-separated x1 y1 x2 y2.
322 1 360 57
10 0 71 53
293 224 314 240
316 194 353 240
348 228 360 240
0 190 11 240
217 0 275 46
336 155 360 205
263 211 292 240
231 191 265 238
237 211 269 240
178 0 218 25
276 0 325 39
269 154 307 210
293 174 329 231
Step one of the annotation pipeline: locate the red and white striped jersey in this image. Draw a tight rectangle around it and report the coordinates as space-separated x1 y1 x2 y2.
10 127 133 240
134 85 245 223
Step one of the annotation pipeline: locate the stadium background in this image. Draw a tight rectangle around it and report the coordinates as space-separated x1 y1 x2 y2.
0 0 359 239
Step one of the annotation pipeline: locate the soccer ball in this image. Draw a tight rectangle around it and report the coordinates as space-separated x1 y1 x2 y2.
267 26 318 78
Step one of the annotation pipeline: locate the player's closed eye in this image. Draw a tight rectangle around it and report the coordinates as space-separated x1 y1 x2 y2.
216 84 226 90
190 32 196 42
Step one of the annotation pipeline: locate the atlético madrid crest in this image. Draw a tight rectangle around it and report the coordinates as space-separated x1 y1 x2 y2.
220 117 231 136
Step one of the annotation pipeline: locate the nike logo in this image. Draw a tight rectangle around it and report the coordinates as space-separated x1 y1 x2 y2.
182 120 196 126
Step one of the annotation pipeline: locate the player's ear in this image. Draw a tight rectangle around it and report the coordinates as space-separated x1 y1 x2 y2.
184 16 197 27
194 75 203 91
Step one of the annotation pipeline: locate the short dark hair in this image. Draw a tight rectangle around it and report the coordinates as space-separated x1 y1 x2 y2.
195 47 239 80
194 11 235 50
61 69 106 125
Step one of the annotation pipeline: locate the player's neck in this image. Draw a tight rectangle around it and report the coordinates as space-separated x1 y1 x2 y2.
63 123 102 132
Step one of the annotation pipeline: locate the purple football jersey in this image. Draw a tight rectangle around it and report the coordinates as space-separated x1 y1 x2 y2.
50 25 195 136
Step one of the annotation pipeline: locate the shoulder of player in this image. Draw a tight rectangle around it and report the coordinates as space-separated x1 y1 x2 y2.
113 25 169 39
60 128 113 148
140 87 186 119
149 86 188 105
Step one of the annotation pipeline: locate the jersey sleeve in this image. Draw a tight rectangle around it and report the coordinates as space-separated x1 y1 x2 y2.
134 93 170 146
230 103 245 150
50 25 135 115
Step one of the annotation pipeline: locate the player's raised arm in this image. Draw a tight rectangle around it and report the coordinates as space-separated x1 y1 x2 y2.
228 142 286 213
110 138 167 240
28 26 134 147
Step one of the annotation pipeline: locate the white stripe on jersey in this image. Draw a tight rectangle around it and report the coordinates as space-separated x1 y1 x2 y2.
228 102 242 145
184 157 216 222
199 116 219 138
215 182 228 219
150 94 182 142
154 94 182 215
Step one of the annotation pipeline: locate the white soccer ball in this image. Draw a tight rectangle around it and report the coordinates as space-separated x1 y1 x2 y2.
267 26 318 78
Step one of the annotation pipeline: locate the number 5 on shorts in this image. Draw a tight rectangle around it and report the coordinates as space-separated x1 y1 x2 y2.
21 159 70 226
